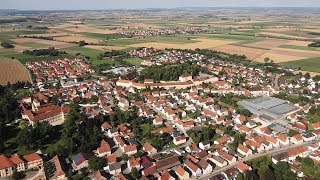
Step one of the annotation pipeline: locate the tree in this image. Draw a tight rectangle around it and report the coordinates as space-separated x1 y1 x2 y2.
130 167 141 179
78 40 87 47
0 41 14 48
264 57 270 63
88 156 107 171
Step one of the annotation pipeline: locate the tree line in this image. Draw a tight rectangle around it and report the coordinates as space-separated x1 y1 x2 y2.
23 47 67 56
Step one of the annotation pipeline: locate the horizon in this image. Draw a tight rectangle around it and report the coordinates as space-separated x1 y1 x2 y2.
1 0 320 11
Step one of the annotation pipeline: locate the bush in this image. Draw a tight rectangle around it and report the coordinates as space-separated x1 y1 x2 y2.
1 41 15 48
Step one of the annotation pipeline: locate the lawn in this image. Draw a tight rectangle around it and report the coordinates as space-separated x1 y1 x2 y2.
124 57 142 66
278 45 319 51
279 57 320 72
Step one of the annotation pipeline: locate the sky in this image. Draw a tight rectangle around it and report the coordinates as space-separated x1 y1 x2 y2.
1 0 320 10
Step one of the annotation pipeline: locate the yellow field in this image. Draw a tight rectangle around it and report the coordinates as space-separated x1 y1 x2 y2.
85 45 126 51
0 60 30 85
272 48 320 57
213 45 267 60
128 38 237 50
254 52 306 62
54 35 101 44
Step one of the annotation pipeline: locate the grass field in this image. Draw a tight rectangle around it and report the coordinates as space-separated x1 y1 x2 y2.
65 46 104 58
90 59 116 66
18 42 49 48
124 57 142 66
279 45 319 51
279 57 320 72
79 32 127 40
0 51 75 64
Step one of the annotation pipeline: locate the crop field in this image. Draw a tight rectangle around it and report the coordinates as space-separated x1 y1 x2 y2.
1 10 320 72
279 57 320 72
0 60 30 85
54 35 101 44
128 38 238 50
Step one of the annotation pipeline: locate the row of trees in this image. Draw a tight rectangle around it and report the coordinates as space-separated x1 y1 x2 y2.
308 41 320 47
0 82 31 153
23 47 66 56
97 50 130 60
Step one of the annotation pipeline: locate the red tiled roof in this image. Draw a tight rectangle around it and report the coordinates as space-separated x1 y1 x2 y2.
0 155 14 169
23 153 42 162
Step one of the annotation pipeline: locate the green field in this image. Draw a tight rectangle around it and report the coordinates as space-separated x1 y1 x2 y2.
90 58 116 66
79 32 127 40
206 34 257 41
124 57 142 66
279 45 319 51
65 46 104 58
19 42 49 48
0 50 75 64
279 57 320 72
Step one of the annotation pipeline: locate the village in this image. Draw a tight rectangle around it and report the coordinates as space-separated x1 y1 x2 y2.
1 47 320 180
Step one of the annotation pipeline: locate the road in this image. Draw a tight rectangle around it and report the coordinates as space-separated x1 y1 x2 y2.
194 139 320 180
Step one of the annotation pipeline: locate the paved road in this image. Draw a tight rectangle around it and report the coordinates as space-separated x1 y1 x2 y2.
194 139 320 180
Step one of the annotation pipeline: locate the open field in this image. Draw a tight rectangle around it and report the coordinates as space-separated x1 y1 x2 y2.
0 60 30 85
278 45 319 51
12 38 76 50
279 57 320 72
128 38 238 49
213 45 267 60
243 39 291 49
85 45 126 51
124 58 143 66
54 35 101 44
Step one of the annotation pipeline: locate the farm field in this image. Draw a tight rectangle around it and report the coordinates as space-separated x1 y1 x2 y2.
1 10 320 73
0 59 31 85
279 57 320 72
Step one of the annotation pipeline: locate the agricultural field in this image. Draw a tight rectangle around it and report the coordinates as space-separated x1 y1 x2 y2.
0 9 320 73
0 59 31 85
279 57 320 72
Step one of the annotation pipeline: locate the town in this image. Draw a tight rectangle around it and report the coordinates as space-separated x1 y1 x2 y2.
1 46 320 180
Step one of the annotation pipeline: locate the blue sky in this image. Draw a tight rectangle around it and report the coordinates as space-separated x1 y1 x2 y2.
1 0 319 10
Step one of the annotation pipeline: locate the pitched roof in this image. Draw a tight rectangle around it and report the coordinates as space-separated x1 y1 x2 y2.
236 162 250 172
23 153 42 163
0 155 14 169
185 160 200 172
175 166 188 177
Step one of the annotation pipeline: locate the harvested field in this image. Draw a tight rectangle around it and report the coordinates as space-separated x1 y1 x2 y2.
54 35 101 44
19 32 69 38
128 38 237 50
255 52 306 63
63 25 118 34
271 48 320 57
85 45 126 51
213 45 267 60
0 59 30 85
12 38 76 49
285 40 312 47
244 39 290 49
